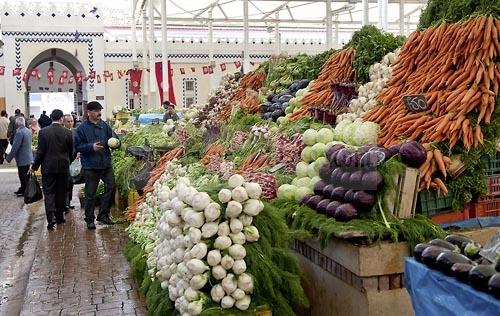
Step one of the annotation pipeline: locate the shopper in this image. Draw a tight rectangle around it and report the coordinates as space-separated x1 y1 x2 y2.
7 109 24 144
63 114 76 211
0 111 9 164
31 109 74 230
6 116 33 196
38 110 52 128
28 117 39 135
162 101 179 123
75 101 117 229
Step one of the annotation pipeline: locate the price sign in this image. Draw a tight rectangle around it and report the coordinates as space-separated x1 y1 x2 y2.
269 163 286 173
403 95 429 112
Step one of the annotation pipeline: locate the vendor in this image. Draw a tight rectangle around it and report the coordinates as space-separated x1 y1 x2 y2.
162 101 179 123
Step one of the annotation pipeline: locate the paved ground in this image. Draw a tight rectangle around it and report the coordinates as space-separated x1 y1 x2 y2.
0 162 147 316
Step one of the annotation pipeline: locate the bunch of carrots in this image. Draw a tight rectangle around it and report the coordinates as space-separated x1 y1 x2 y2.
363 16 500 149
239 90 261 113
419 144 452 194
200 144 226 165
218 71 266 121
126 147 184 222
233 151 271 174
289 48 356 121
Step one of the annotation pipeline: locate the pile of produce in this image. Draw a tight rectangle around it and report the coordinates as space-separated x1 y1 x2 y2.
414 234 499 298
289 48 356 121
261 79 309 122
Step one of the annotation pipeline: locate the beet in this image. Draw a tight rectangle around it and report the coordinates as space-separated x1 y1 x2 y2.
322 185 335 199
353 191 376 209
469 265 496 292
299 194 314 205
349 171 364 190
451 263 475 283
330 168 343 186
344 190 357 204
331 187 347 202
326 144 345 160
329 151 340 166
325 201 341 217
335 149 352 167
361 170 384 191
399 141 427 168
306 195 324 209
334 203 359 221
488 273 500 298
340 172 352 188
387 143 402 157
360 150 385 168
317 199 332 214
414 243 432 262
313 180 328 195
421 246 449 269
428 239 459 252
436 252 474 275
319 163 332 181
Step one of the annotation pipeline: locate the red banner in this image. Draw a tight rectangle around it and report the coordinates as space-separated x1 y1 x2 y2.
12 68 22 76
208 65 214 74
191 67 196 73
30 69 38 77
0 66 5 76
128 68 142 97
234 61 242 68
62 70 68 78
202 66 209 75
58 76 65 85
155 61 177 105
220 63 226 71
68 76 74 84
180 68 185 75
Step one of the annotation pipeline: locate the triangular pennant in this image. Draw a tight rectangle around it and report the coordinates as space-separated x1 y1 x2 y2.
12 67 22 76
220 63 226 71
180 68 185 75
191 67 196 73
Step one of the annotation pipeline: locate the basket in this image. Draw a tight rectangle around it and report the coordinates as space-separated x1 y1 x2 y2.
481 153 500 175
417 189 454 215
470 199 500 218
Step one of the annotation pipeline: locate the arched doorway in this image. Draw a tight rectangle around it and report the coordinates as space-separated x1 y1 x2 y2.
24 48 87 118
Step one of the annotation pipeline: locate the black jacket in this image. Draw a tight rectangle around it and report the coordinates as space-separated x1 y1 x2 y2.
38 114 52 128
33 123 74 174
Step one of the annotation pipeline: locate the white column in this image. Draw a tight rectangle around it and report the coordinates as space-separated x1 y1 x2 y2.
275 12 280 55
148 0 156 108
208 8 217 91
334 19 339 48
378 0 383 29
131 0 139 108
141 9 149 108
399 0 405 35
243 0 250 74
161 0 168 103
362 0 369 25
326 0 332 50
382 0 388 31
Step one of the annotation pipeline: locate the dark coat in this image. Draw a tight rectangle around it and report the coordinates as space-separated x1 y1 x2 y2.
32 123 74 174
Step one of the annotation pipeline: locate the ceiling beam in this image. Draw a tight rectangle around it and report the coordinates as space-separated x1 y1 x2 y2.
193 0 221 18
261 1 289 20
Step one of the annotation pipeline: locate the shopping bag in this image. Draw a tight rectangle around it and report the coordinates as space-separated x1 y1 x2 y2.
131 161 155 191
24 172 43 204
5 143 11 155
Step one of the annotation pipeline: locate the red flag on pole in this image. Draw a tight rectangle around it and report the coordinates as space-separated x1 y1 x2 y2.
202 66 209 74
128 68 142 97
58 76 65 85
180 68 185 75
208 65 214 74
220 63 226 71
155 61 177 105
62 70 68 78
234 61 242 68
68 76 74 84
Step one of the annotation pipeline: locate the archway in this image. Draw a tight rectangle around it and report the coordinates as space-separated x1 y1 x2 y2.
24 48 87 118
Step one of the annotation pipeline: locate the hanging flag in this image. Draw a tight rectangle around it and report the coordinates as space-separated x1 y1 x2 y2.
220 63 226 71
155 61 177 105
76 70 82 78
128 68 142 97
202 66 209 75
96 74 101 83
117 70 124 79
30 69 38 77
104 70 111 78
83 76 88 82
58 75 65 85
22 72 29 81
37 73 41 80
180 68 185 75
89 70 96 79
62 70 69 78
47 68 55 84
208 65 214 74
12 68 22 76
76 76 82 84
234 61 242 68
0 66 5 76
191 67 196 73
68 76 74 84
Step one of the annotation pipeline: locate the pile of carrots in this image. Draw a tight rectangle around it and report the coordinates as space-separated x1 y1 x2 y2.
218 71 266 121
126 147 184 222
289 48 356 121
363 16 500 149
200 144 226 165
233 151 271 174
419 144 452 194
239 90 261 113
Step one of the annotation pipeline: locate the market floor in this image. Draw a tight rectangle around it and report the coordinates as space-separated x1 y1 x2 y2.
0 163 147 316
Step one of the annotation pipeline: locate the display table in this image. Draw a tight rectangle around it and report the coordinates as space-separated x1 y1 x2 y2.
404 258 499 316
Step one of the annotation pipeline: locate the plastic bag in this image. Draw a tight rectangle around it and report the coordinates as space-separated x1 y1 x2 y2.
131 162 155 191
69 158 82 177
5 143 11 155
24 173 43 204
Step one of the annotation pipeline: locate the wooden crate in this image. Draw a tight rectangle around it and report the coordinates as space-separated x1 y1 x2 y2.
385 167 420 218
292 239 414 316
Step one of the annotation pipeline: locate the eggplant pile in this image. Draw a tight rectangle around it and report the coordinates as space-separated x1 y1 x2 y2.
414 234 500 298
261 79 309 121
299 143 394 221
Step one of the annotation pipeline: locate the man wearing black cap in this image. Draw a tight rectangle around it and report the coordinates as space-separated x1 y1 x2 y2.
31 109 75 230
75 101 117 229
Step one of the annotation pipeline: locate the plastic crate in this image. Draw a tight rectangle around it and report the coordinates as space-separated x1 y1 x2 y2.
430 208 470 224
484 175 500 198
470 199 500 218
418 189 453 215
481 153 500 175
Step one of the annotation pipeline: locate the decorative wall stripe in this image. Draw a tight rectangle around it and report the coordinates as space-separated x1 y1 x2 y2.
103 53 272 60
2 31 103 37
